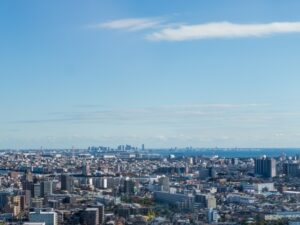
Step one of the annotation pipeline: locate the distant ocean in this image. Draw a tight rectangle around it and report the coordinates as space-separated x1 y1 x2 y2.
152 148 300 158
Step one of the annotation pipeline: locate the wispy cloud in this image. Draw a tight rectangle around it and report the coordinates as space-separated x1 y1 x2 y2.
147 21 300 41
12 103 270 127
89 18 163 31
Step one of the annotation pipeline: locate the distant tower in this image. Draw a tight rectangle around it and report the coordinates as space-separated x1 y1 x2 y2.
24 169 33 182
61 174 74 193
21 170 34 207
158 176 170 192
33 183 41 198
41 181 53 197
83 208 99 225
255 157 276 178
283 162 300 177
208 208 219 224
98 204 105 225
123 178 135 195
72 146 75 160
141 144 145 151
90 204 105 225
82 162 91 176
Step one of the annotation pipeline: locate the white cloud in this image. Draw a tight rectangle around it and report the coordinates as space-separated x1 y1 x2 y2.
147 21 300 41
90 18 163 31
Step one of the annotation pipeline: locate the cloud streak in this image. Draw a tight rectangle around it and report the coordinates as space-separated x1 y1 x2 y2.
12 103 271 128
147 21 300 41
90 18 163 31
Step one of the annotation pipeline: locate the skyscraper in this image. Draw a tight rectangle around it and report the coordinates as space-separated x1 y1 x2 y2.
158 176 170 192
283 162 300 177
195 194 217 209
33 183 42 198
61 174 74 193
208 208 219 224
123 178 135 195
0 191 10 211
255 157 276 178
82 162 91 176
82 208 99 225
98 204 105 225
89 204 105 225
41 181 53 197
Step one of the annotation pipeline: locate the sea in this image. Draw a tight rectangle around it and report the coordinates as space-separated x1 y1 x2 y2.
152 148 300 158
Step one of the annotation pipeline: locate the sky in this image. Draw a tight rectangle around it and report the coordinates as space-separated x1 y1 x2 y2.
1 0 300 149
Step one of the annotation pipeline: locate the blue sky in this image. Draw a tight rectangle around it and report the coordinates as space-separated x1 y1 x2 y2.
1 0 300 149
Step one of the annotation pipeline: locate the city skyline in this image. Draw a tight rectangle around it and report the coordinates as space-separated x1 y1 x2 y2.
2 1 300 148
